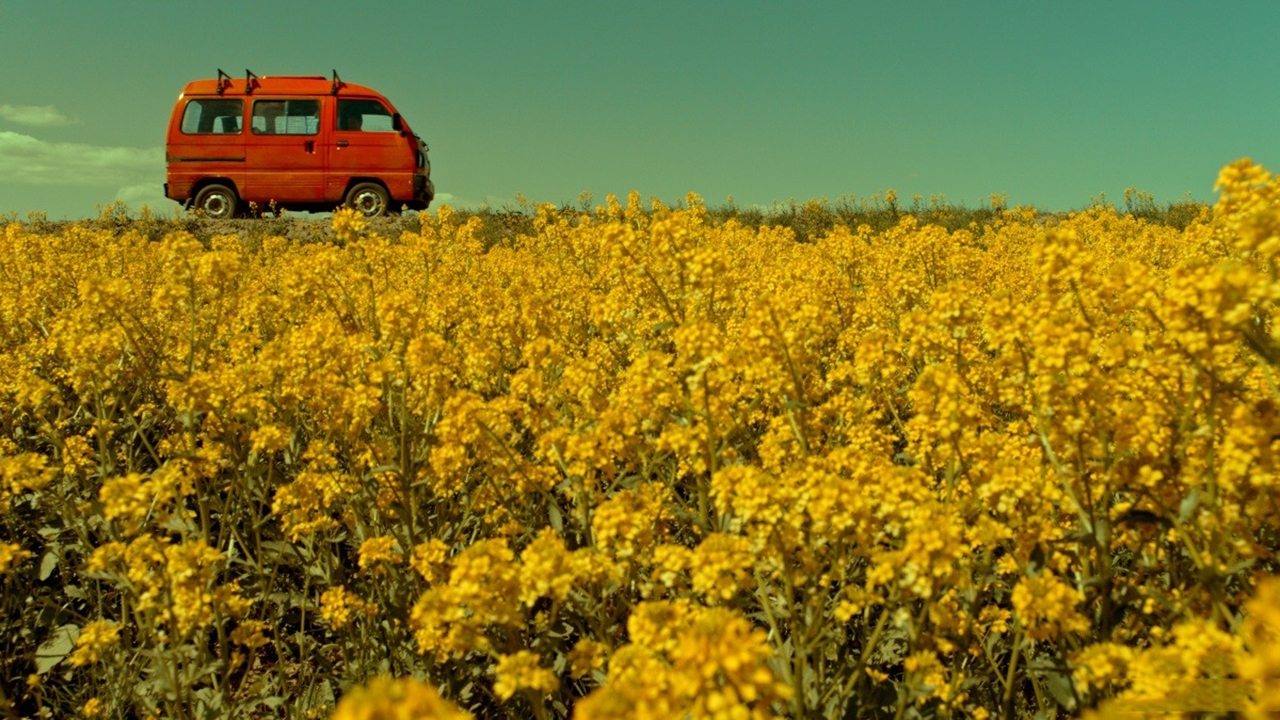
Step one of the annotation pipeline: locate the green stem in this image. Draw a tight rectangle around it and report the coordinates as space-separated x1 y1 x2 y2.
1002 629 1025 720
832 605 890 714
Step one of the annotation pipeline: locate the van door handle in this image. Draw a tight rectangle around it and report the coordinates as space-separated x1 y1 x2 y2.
336 140 349 149
304 140 315 153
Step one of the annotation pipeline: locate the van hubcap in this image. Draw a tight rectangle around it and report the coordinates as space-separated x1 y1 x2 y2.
203 195 228 217
352 190 384 216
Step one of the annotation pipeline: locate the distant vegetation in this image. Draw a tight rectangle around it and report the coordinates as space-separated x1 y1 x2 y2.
6 187 1210 248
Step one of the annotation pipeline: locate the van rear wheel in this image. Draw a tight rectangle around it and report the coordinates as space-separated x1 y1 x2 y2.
193 183 238 219
345 182 389 217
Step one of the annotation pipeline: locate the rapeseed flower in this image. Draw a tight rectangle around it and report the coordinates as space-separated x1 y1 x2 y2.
68 620 120 667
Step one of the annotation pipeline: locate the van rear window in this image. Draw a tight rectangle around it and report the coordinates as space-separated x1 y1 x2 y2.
252 100 320 135
181 99 243 134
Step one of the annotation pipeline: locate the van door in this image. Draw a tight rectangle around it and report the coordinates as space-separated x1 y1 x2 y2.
326 98 413 201
243 98 326 205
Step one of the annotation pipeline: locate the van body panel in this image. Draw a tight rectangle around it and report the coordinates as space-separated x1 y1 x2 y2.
244 131 326 203
165 74 433 214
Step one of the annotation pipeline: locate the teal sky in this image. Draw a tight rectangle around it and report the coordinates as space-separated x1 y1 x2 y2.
2 1 1278 219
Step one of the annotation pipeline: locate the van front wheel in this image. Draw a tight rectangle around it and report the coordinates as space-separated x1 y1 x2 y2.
345 182 389 217
193 183 238 219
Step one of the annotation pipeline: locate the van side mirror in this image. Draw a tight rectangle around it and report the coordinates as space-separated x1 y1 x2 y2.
393 113 404 133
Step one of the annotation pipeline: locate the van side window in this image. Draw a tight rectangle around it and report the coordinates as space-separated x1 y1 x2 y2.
252 100 320 135
337 99 394 132
181 99 243 134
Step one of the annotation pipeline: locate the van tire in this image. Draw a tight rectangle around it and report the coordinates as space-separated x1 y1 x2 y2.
193 183 238 219
345 182 390 217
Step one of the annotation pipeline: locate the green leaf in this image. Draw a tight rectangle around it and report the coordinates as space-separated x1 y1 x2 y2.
35 623 79 675
548 501 563 532
1092 516 1111 547
1179 487 1202 523
259 540 298 560
1233 556 1258 573
194 687 224 719
317 679 335 706
1043 672 1077 711
39 551 58 581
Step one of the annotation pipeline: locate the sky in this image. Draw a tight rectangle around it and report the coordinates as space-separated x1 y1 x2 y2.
1 0 1279 219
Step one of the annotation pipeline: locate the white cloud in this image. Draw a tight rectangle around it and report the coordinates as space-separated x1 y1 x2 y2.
419 193 484 210
0 104 76 127
0 130 160 186
113 183 175 214
432 193 529 210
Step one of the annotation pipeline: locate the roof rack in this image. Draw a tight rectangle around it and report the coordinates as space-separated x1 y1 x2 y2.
216 69 335 94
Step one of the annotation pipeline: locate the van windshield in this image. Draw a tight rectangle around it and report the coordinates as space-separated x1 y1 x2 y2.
252 100 320 135
338 99 394 132
181 99 243 134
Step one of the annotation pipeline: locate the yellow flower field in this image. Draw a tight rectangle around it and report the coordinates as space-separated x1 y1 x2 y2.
2 162 1279 718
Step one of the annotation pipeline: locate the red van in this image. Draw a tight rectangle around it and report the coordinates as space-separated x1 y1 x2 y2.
165 70 433 218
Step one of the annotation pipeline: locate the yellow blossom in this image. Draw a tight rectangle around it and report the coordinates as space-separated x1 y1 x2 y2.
0 543 31 575
319 586 377 631
1011 572 1090 641
68 620 120 667
492 650 558 700
358 535 401 571
330 676 470 720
